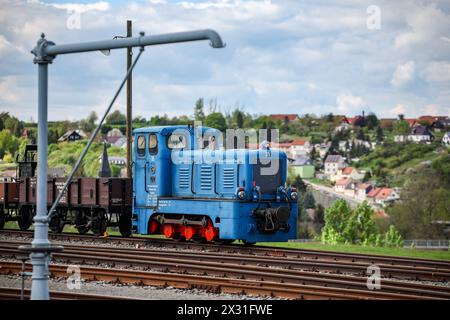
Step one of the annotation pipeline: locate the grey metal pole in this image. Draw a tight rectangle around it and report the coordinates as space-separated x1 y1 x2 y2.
126 20 132 178
44 29 224 56
31 61 50 300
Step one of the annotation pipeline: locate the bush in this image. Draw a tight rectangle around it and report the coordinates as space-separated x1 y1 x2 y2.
384 225 403 247
3 153 13 163
321 200 402 247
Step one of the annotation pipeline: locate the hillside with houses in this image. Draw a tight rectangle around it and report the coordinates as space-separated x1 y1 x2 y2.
0 102 449 240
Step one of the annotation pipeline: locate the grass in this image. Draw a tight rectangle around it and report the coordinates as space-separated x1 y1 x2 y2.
5 224 449 261
256 241 450 261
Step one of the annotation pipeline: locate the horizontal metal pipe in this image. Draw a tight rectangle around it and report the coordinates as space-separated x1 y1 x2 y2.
45 29 224 56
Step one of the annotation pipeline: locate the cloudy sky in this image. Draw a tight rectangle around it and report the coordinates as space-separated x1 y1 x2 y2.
0 0 449 121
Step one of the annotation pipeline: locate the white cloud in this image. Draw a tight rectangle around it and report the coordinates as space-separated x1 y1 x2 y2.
0 0 449 120
422 61 450 82
391 61 415 88
335 93 365 115
49 1 110 13
390 104 406 117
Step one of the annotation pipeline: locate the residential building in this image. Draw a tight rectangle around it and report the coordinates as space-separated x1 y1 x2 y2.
443 132 450 147
289 139 311 157
271 139 311 158
269 114 299 123
331 166 365 182
324 154 346 177
367 187 400 207
379 118 396 130
314 142 331 159
58 129 87 142
394 125 434 143
289 157 315 179
355 183 373 201
334 177 353 194
105 128 126 148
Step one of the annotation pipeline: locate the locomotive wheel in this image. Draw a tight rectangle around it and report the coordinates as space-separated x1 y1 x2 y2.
0 209 5 230
18 207 33 231
118 214 132 238
49 216 65 234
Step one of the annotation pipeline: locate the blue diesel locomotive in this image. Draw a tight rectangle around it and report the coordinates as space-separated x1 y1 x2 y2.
132 125 298 244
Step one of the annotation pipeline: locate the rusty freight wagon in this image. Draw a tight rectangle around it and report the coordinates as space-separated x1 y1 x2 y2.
0 181 20 229
0 145 133 237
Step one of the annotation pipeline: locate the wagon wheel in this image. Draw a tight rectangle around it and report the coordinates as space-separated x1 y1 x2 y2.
91 213 108 236
49 215 65 234
118 214 132 238
18 207 33 231
75 214 89 235
0 209 5 230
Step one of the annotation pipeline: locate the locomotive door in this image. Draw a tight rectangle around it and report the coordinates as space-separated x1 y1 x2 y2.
134 134 148 207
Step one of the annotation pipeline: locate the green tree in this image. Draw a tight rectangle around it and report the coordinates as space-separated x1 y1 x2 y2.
204 112 226 132
393 120 409 135
384 225 403 247
321 199 353 244
287 175 307 193
0 129 19 158
301 190 316 209
366 113 379 130
375 126 384 142
106 110 126 125
194 98 205 122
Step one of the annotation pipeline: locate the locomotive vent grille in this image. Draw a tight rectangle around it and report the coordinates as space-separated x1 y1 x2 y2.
200 165 212 190
223 167 235 189
179 167 190 189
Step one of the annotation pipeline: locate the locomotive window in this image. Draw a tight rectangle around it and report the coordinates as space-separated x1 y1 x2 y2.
149 134 158 155
167 133 187 149
137 135 146 157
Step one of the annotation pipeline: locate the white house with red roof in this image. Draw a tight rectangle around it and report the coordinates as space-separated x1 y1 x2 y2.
330 166 364 182
367 187 400 207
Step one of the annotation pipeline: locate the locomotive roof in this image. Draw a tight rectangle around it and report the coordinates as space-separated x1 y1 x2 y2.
133 125 219 134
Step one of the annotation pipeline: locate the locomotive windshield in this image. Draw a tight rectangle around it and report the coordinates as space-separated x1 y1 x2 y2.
149 134 158 155
167 133 187 149
137 135 146 156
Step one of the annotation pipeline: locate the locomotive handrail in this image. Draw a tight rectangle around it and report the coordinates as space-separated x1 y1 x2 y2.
190 162 196 194
213 163 219 196
144 162 149 193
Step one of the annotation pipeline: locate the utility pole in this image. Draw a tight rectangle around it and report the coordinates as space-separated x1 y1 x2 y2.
126 20 132 178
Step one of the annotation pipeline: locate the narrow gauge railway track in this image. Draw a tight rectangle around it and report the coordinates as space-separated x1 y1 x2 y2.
2 229 450 273
1 241 449 299
0 286 134 300
0 261 446 300
1 240 450 283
